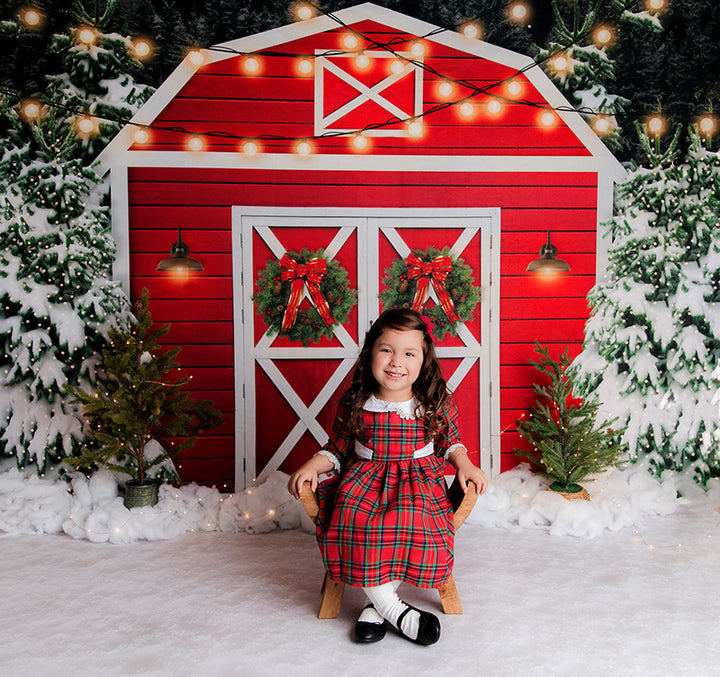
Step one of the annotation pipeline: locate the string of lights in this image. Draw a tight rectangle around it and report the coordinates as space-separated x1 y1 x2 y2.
62 483 298 538
7 0 709 156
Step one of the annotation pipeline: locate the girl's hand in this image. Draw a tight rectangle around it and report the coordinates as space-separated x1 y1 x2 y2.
287 467 319 499
448 447 489 495
458 465 488 495
287 453 335 499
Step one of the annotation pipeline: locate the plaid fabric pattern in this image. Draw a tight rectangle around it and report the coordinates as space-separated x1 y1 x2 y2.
315 397 461 588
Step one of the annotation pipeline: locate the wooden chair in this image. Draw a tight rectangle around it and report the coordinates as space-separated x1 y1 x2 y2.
300 477 479 618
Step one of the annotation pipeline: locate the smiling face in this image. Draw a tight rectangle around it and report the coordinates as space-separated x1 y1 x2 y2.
370 327 425 402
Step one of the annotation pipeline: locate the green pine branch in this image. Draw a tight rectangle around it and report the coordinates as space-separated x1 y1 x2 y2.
64 287 223 484
515 341 625 491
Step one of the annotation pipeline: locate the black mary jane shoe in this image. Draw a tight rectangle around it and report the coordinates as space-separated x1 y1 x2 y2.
396 604 441 646
353 604 387 644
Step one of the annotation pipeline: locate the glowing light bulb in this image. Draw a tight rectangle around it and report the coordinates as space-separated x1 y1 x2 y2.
507 80 522 97
76 26 97 46
187 49 204 66
295 3 314 20
355 52 370 69
697 114 717 136
540 111 557 127
76 115 98 135
187 135 204 151
487 99 502 115
132 38 153 60
390 58 405 74
243 56 260 74
508 2 530 23
20 99 42 122
461 22 482 40
297 58 313 75
343 34 359 50
410 41 425 57
593 116 612 135
646 0 667 12
593 25 614 47
296 140 312 156
407 120 423 137
646 114 665 136
242 140 260 156
20 7 44 29
459 102 474 117
352 133 368 150
551 54 571 75
133 128 150 144
438 81 454 98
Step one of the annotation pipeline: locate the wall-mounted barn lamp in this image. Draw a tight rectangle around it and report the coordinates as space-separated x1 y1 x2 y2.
156 227 204 273
526 230 570 273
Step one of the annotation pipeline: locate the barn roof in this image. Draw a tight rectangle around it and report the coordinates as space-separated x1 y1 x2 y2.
96 2 624 180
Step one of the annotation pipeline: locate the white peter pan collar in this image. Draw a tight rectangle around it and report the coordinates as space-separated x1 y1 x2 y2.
364 395 423 420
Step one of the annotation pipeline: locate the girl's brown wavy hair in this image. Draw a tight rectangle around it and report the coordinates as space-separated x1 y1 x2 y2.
338 308 451 438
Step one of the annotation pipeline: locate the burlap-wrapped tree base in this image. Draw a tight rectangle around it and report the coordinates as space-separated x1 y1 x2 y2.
549 485 591 501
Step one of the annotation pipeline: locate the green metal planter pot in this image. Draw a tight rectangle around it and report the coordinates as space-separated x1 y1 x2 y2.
123 479 160 509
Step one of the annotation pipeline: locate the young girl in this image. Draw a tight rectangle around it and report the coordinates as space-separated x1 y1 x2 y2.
288 308 487 645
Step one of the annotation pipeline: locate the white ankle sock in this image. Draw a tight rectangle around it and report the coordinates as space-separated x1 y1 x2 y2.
362 582 420 640
357 604 384 625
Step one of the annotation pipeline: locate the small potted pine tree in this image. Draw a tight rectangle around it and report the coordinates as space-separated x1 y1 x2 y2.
515 342 624 500
65 288 223 508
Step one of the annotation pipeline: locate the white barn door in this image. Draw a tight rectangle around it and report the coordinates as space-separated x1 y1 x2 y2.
234 208 499 489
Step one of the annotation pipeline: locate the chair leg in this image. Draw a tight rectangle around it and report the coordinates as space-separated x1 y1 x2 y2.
318 572 345 619
438 573 463 614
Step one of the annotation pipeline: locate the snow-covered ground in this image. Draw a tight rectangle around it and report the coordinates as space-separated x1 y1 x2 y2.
2 462 719 676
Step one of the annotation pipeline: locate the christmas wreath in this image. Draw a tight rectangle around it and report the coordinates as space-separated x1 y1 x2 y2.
380 246 480 340
253 248 356 346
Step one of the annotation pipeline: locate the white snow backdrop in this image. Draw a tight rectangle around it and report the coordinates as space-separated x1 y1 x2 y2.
2 461 719 676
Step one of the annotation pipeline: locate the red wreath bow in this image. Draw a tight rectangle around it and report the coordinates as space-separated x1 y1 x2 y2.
279 254 336 332
405 252 460 323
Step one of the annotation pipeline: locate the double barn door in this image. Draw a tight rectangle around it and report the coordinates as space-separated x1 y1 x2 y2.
234 208 499 488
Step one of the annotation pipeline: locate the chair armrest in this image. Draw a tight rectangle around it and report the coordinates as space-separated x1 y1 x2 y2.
447 477 478 530
299 481 320 524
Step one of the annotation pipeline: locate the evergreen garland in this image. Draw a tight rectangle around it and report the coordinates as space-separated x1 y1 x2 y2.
515 342 625 493
380 246 480 341
253 248 356 346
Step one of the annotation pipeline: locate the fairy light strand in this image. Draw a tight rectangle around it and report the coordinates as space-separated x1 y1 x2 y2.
63 485 297 538
1 1 685 149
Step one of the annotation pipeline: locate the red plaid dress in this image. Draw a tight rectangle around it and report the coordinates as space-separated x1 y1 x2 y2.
315 396 461 588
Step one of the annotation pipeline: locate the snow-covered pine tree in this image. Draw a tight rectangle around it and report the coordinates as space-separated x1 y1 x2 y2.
0 1 154 474
0 98 130 472
47 0 154 159
535 0 655 152
572 124 720 484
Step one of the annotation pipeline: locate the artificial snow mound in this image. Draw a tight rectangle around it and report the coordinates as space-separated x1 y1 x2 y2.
467 462 692 538
0 464 312 544
2 460 717 543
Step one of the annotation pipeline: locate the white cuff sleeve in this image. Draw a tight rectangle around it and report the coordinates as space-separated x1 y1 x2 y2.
316 449 341 473
444 443 466 461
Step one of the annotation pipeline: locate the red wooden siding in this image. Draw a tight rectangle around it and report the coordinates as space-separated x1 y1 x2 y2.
128 166 597 487
136 19 588 157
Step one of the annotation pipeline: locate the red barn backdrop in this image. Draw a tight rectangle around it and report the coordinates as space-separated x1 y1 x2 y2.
97 2 624 492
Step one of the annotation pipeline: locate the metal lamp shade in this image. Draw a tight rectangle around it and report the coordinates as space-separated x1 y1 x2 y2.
526 231 570 273
156 228 204 272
